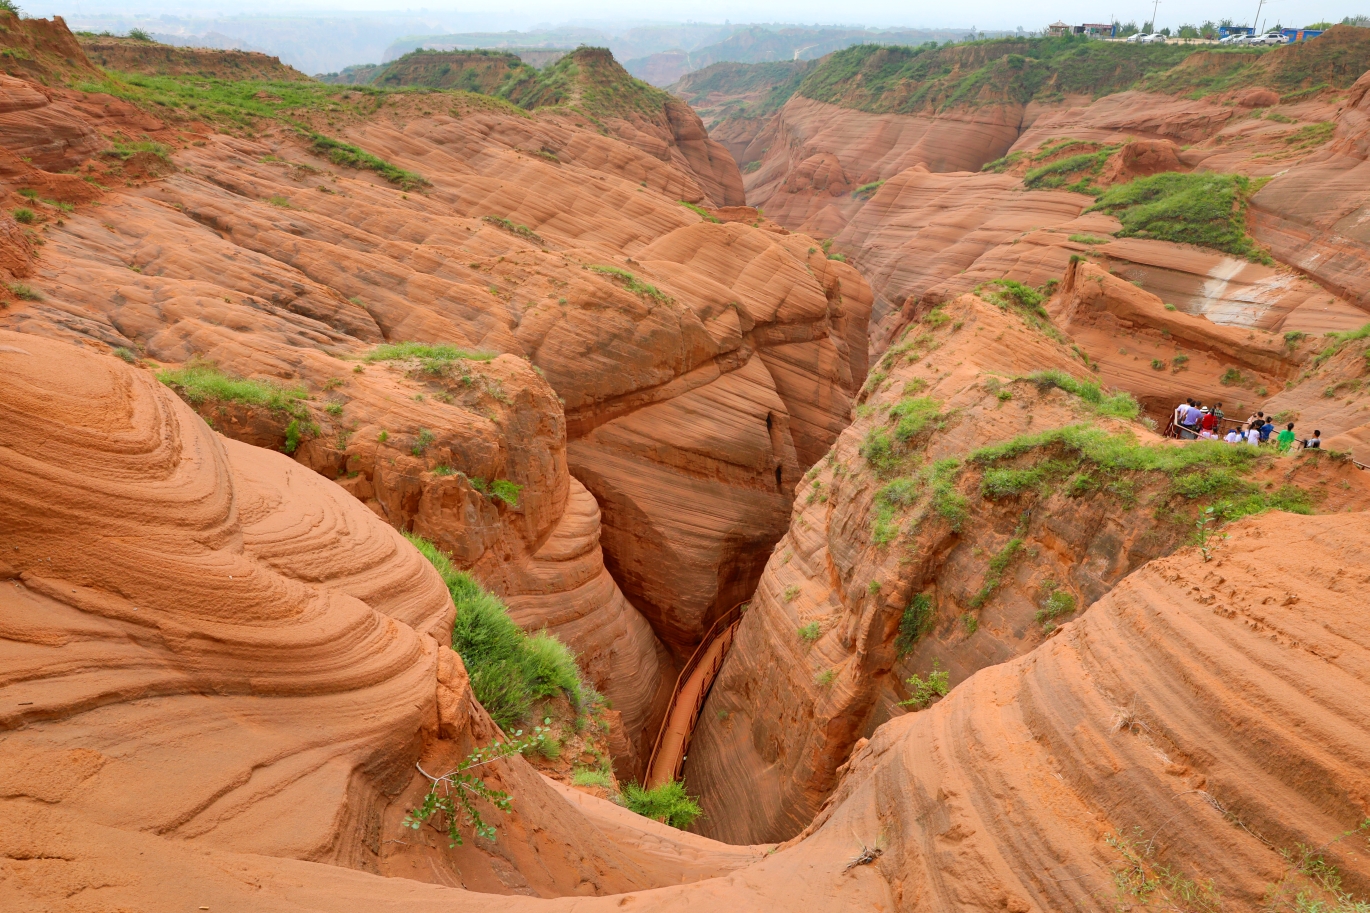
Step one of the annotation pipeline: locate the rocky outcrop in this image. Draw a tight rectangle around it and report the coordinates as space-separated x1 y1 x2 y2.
744 95 1024 231
684 287 1370 844
0 331 766 895
1250 71 1370 311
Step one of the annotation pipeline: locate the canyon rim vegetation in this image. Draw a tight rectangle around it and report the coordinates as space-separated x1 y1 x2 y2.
6 9 1370 912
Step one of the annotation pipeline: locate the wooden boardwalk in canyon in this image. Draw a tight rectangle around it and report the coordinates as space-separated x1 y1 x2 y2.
643 602 746 789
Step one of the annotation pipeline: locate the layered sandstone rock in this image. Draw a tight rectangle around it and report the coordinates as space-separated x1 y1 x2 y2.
0 331 766 896
1251 71 1370 311
0 21 872 770
685 287 1370 844
9 336 1370 911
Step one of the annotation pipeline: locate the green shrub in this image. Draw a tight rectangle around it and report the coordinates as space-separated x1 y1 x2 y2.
1036 581 1077 629
113 346 139 363
1151 358 1166 371
408 533 584 729
106 138 171 162
798 621 821 642
783 585 800 603
900 659 950 709
491 479 522 507
411 428 435 455
127 27 153 41
12 208 35 224
8 282 42 301
1089 172 1271 262
621 781 701 829
853 179 885 198
815 668 837 686
895 593 935 656
1069 233 1110 245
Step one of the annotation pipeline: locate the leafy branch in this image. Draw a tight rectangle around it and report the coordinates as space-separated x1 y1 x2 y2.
404 725 548 847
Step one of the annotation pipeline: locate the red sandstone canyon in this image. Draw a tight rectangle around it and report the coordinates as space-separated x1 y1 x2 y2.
7 12 1370 911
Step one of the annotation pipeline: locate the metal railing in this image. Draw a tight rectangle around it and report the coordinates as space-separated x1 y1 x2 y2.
643 600 747 787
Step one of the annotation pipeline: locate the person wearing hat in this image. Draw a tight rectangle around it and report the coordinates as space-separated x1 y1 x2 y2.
1200 406 1216 435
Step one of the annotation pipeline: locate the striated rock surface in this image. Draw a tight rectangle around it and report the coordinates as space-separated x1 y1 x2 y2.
0 19 872 769
1251 70 1370 311
686 286 1370 844
0 330 767 896
10 333 1370 911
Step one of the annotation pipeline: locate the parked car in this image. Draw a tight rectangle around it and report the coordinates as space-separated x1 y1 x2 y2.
1125 32 1145 42
1139 33 1167 43
1218 32 1249 44
1254 31 1288 45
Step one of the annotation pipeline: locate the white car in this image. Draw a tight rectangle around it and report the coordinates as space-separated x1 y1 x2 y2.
1254 32 1288 45
1125 32 1145 42
1139 33 1167 43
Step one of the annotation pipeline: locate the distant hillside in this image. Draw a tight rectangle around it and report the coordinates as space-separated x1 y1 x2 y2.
794 28 1370 115
626 25 975 86
382 22 734 65
671 60 816 161
77 33 312 82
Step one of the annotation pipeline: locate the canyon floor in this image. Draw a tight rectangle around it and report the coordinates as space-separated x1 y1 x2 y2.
6 15 1370 913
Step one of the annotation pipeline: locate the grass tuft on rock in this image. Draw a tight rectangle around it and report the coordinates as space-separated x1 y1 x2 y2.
407 533 585 730
158 358 308 417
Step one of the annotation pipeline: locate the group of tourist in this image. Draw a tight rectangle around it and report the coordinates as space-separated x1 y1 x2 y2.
1171 398 1321 451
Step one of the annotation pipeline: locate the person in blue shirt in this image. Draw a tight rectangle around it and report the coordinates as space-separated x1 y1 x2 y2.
1259 418 1275 443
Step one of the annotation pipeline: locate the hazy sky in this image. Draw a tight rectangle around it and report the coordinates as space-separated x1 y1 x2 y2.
24 0 1361 30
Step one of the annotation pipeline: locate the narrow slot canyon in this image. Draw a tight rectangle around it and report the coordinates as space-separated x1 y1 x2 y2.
7 15 1370 912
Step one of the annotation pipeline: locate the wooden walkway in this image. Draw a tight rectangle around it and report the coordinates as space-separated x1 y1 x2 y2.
643 602 745 789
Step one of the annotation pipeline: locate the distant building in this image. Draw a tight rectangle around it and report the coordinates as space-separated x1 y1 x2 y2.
1074 23 1115 36
1046 20 1072 36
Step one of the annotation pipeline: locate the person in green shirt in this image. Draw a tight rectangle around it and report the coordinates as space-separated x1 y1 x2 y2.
1277 422 1296 452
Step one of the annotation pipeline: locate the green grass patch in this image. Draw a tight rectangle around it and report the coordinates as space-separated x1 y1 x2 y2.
968 537 1024 608
1088 172 1271 263
106 138 171 162
588 265 672 303
678 200 720 222
974 279 1067 343
158 358 308 417
571 766 613 788
1025 369 1140 419
7 282 42 301
407 533 585 729
481 214 543 243
307 132 428 190
1069 233 1111 245
1023 144 1118 193
853 179 886 198
798 621 821 642
621 780 702 829
364 341 496 372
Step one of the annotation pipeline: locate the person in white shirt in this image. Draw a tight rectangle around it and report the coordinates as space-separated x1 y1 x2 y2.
1173 400 1190 434
1245 425 1261 445
1224 429 1242 444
